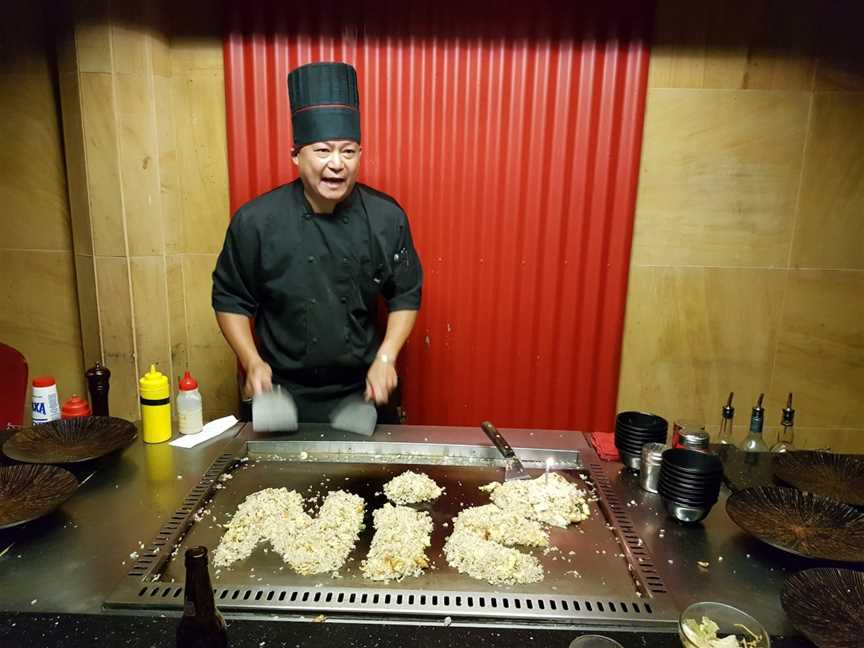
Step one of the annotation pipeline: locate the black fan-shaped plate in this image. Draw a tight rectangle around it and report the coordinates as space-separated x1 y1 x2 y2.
726 487 864 563
781 568 864 648
0 464 79 529
3 416 137 464
774 452 864 507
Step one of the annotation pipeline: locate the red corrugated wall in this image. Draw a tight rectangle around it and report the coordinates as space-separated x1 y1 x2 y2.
224 0 652 432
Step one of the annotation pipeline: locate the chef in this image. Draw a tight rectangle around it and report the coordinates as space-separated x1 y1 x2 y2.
212 61 422 430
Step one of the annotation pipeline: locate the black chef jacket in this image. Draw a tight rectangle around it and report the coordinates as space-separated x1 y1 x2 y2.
212 179 422 401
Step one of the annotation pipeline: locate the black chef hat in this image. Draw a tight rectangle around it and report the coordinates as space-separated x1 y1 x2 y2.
288 62 361 148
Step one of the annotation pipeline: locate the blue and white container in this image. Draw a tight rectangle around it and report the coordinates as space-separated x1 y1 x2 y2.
31 376 61 424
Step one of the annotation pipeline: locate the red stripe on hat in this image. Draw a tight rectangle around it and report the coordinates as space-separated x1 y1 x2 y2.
293 103 358 115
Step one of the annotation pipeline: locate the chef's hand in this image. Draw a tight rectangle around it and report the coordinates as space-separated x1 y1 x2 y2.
244 358 273 397
365 358 397 405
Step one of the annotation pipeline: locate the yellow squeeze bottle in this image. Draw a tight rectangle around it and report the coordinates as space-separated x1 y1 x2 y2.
139 364 172 443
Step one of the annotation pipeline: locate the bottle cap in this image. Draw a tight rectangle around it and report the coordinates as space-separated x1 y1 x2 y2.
139 364 170 399
782 393 795 426
32 376 56 388
179 371 198 391
61 395 92 418
722 392 735 419
752 393 765 419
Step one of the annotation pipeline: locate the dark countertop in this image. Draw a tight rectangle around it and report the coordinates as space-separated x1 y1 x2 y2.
0 423 815 647
0 612 728 648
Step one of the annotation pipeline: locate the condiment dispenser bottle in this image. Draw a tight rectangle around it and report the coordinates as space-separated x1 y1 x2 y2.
177 371 204 435
770 393 796 453
139 364 172 443
61 395 92 419
31 376 61 424
718 392 735 445
739 393 768 452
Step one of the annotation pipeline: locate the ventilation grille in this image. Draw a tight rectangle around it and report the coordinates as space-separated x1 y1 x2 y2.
131 584 658 622
127 451 237 578
588 461 667 595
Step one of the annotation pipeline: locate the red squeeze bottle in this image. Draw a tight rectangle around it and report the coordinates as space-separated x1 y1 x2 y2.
61 395 92 419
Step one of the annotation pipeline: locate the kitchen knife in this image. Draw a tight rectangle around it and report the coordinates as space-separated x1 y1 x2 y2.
480 421 530 481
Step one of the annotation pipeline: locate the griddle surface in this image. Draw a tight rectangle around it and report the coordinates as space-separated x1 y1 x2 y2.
162 460 639 598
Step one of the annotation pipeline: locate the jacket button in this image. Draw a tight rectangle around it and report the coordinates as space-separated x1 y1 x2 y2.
304 213 311 220
312 337 319 344
342 217 349 224
308 256 315 263
310 298 317 305
340 296 347 303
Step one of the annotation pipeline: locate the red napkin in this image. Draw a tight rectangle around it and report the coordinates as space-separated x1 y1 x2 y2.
588 432 620 461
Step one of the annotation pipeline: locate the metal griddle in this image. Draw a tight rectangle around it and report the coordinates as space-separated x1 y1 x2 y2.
106 439 677 627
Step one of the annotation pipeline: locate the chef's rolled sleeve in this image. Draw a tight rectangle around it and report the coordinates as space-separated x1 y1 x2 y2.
384 213 423 312
212 211 259 317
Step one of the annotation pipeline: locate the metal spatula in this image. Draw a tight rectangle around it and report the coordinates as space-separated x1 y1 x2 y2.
481 421 530 481
252 386 298 432
329 392 377 437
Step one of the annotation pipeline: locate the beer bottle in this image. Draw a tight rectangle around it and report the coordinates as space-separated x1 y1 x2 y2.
176 546 227 647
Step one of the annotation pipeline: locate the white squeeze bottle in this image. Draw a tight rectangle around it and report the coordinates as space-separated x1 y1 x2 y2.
177 371 203 435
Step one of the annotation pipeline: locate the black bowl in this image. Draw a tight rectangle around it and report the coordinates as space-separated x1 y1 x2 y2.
661 496 713 523
661 448 723 475
659 465 723 484
658 482 720 506
660 496 718 512
658 475 721 496
659 480 723 500
615 431 667 445
660 464 725 485
616 425 667 440
615 430 666 447
659 465 723 486
660 494 719 508
614 436 659 450
660 458 724 483
615 434 667 450
616 421 668 434
614 437 656 452
616 442 662 464
616 411 668 433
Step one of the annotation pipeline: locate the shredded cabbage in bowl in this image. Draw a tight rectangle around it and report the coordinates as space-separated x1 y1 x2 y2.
682 616 764 648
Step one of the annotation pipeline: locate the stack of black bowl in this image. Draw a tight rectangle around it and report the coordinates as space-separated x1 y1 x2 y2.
658 448 723 523
615 411 668 470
